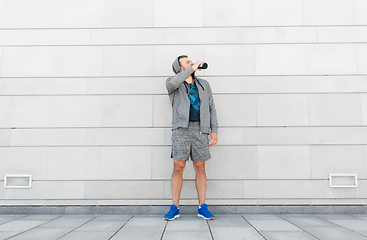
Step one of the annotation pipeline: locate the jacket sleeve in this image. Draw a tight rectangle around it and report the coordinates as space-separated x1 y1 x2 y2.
165 67 195 94
208 83 219 134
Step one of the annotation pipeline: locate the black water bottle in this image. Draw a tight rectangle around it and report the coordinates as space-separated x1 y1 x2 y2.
198 62 208 69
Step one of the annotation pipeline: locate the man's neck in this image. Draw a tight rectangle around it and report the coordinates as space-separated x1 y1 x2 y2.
185 75 194 84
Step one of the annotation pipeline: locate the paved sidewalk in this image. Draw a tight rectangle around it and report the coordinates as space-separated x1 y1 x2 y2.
0 214 367 240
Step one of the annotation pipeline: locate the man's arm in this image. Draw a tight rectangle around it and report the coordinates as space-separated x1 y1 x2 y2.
208 83 219 146
165 67 195 94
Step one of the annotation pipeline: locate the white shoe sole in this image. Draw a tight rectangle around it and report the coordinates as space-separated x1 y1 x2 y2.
164 214 180 221
197 214 214 220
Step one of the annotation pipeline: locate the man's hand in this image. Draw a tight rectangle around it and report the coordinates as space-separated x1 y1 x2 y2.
192 60 205 71
209 132 218 146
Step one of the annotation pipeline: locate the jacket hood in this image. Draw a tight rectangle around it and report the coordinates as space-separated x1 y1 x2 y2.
172 57 181 74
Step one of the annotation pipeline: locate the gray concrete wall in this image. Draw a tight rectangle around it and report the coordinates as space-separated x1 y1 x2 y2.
0 0 367 206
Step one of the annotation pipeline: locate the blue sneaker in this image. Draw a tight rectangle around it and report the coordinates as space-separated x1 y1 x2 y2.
198 204 215 220
164 204 180 221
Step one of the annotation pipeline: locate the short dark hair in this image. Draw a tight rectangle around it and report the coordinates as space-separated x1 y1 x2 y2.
177 55 188 67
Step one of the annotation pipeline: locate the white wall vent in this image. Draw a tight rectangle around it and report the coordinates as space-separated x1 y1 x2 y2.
4 175 32 189
329 174 357 188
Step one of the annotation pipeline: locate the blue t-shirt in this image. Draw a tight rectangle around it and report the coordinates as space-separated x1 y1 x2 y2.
188 83 200 122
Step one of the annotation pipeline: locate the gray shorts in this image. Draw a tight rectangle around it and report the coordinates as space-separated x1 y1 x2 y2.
171 121 211 161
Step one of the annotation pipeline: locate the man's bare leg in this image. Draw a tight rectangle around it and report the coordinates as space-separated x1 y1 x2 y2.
193 161 207 206
172 159 186 207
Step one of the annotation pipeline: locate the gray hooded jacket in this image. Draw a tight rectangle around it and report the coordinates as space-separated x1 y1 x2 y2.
166 57 218 134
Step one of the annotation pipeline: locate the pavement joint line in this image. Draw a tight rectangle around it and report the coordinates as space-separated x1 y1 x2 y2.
315 214 367 238
278 214 321 240
241 215 267 240
56 215 98 240
4 215 64 240
107 215 134 240
159 220 168 240
206 219 215 240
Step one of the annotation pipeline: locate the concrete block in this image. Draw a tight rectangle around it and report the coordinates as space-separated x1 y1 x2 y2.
0 1 5 28
0 30 16 45
103 0 153 27
207 180 244 198
0 78 11 95
204 45 255 76
99 147 152 180
318 76 367 93
309 94 362 126
0 129 10 146
215 95 256 126
154 0 203 27
84 181 164 199
257 94 309 126
53 46 103 77
257 146 311 179
358 44 367 74
253 0 303 26
153 45 204 77
354 0 367 25
205 77 242 94
88 77 165 95
103 46 154 77
47 147 100 180
2 47 53 77
91 29 165 45
31 181 84 199
10 129 88 147
324 181 358 198
5 0 54 28
54 0 103 28
101 95 152 127
322 127 367 144
310 146 365 179
153 95 172 127
0 147 48 180
243 180 325 198
241 76 319 94
358 180 367 198
243 27 317 44
0 96 50 128
9 78 88 95
217 128 244 145
306 44 358 75
0 47 3 77
303 0 354 25
50 96 101 127
243 127 323 145
207 146 258 179
318 26 367 43
87 128 171 146
255 44 306 75
16 29 91 45
151 146 173 180
203 0 253 26
166 28 242 44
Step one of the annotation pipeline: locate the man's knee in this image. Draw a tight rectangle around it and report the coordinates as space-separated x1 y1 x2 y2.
193 161 206 173
173 159 186 174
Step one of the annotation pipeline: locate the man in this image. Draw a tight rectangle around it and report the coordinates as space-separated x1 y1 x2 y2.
164 55 218 221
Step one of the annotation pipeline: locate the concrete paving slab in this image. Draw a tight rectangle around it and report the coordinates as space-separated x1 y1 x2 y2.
0 231 21 240
75 220 126 232
19 215 61 221
261 230 319 240
357 231 367 237
165 216 209 232
110 227 164 240
123 216 166 228
38 216 94 228
317 214 360 220
246 219 302 231
93 215 132 221
243 214 281 220
210 227 264 240
7 227 74 240
161 231 212 240
58 231 115 240
0 220 46 231
207 214 251 227
302 226 367 240
281 215 336 227
325 219 367 230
